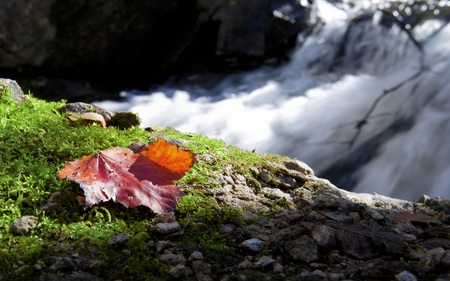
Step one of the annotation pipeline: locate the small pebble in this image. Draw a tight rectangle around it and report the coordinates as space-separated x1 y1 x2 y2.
240 238 265 253
154 222 181 234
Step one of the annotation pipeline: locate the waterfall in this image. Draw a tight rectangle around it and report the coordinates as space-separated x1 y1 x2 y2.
94 0 450 201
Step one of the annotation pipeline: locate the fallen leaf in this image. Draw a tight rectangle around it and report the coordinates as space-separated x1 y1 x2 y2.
129 139 198 185
57 139 197 214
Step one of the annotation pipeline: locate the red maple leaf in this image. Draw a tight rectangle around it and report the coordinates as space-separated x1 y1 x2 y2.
57 139 197 214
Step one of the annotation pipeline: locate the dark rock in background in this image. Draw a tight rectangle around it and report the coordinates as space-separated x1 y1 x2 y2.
0 0 312 102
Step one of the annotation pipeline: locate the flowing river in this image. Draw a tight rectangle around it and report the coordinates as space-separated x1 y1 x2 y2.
95 0 450 201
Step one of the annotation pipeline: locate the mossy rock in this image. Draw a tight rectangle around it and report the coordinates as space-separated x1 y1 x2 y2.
0 85 293 280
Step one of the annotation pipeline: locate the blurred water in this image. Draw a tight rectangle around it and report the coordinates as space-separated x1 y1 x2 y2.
95 0 450 201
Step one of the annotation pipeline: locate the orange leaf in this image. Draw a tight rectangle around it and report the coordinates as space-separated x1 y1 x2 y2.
129 139 197 185
56 139 197 213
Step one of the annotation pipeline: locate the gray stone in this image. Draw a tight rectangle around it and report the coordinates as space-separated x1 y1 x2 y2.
254 256 275 268
258 170 271 183
284 159 314 175
0 78 28 103
9 215 38 235
240 238 265 253
169 264 193 278
273 262 284 273
261 187 292 201
160 253 186 266
59 102 113 123
192 260 214 281
154 222 181 234
419 247 446 270
395 271 418 281
442 250 450 266
107 233 129 246
188 251 204 261
285 235 319 262
49 257 76 272
311 224 336 248
155 240 171 253
238 259 253 269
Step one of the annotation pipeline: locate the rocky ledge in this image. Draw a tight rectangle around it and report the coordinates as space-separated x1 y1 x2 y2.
2 79 450 281
27 163 450 281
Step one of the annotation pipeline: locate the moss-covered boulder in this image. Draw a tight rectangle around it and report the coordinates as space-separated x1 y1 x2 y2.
0 81 449 281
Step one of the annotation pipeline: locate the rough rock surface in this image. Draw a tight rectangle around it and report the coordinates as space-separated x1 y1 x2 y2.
3 80 450 280
37 158 450 281
9 216 39 235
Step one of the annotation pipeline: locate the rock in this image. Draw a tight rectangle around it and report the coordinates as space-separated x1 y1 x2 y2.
160 253 186 266
191 260 214 281
240 238 265 253
395 271 418 281
188 251 204 261
9 215 38 235
49 257 76 272
127 142 147 153
332 223 405 259
0 78 29 103
59 102 113 124
109 111 141 129
64 271 105 281
155 240 171 253
273 262 284 273
0 1 311 100
238 259 253 270
419 247 446 270
107 233 129 246
283 159 314 176
155 212 176 223
361 259 412 279
169 264 193 278
261 187 292 201
258 169 271 183
284 235 319 262
311 224 336 249
154 222 181 234
442 250 450 266
254 256 275 268
418 195 450 214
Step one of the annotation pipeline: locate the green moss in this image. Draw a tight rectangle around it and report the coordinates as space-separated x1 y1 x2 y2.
0 90 289 280
175 194 241 253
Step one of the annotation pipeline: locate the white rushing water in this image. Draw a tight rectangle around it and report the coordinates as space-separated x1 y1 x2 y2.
95 0 450 201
